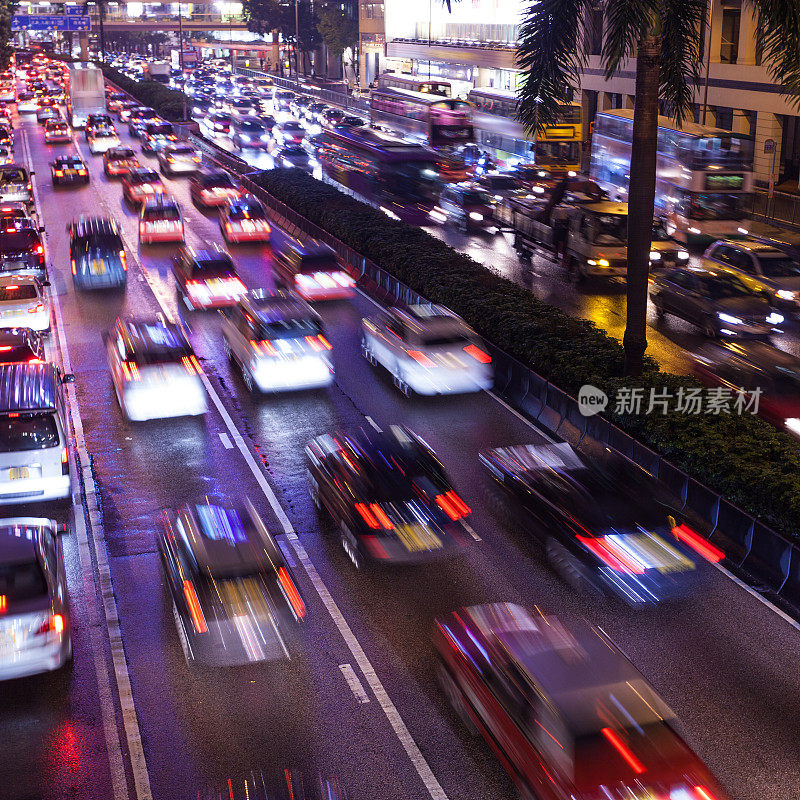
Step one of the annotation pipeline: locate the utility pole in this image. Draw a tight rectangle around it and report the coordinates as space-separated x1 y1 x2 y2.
177 0 187 120
295 0 301 77
701 0 714 125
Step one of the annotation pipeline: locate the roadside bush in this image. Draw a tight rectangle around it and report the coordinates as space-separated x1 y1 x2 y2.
252 168 800 538
100 65 187 121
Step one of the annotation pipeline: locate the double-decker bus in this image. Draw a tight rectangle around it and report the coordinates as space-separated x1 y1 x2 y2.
467 87 582 174
590 108 755 246
369 87 473 148
312 127 441 224
376 73 451 97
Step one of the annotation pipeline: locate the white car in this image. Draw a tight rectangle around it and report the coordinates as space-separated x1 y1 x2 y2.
361 304 494 396
105 317 207 421
222 289 333 393
87 127 121 154
0 275 50 332
157 142 201 176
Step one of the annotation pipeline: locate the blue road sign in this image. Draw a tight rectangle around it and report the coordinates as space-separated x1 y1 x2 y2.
11 14 91 31
65 6 84 14
67 16 91 31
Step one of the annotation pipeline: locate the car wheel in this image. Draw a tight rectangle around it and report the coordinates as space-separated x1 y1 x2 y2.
393 365 412 397
340 524 363 570
360 336 376 365
437 661 479 736
702 316 719 338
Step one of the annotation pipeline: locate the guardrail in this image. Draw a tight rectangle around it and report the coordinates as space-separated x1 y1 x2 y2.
181 130 800 608
752 188 800 231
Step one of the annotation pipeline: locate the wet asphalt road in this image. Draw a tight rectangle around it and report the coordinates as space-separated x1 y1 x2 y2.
2 106 800 800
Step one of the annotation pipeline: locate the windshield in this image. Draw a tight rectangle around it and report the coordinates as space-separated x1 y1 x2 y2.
203 174 235 187
283 123 304 132
147 124 173 136
534 140 581 165
592 214 627 244
0 230 38 251
239 121 265 132
0 169 26 184
483 175 522 190
74 233 123 254
191 258 235 278
0 558 47 602
258 317 322 340
462 190 492 205
698 274 753 298
0 284 37 301
282 146 307 157
422 334 470 347
0 412 59 452
143 206 180 221
758 255 800 278
229 205 267 221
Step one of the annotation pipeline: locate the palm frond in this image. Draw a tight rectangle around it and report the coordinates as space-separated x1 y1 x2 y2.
658 0 705 120
753 0 800 105
516 0 592 134
601 0 657 77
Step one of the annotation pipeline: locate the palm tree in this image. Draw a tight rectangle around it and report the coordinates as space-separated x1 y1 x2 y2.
517 0 800 375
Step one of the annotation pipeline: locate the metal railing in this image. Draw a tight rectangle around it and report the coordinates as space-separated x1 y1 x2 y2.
752 188 800 230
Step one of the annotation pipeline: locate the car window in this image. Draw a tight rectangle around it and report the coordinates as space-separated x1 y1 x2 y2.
729 249 756 274
757 254 800 278
0 412 59 451
710 244 733 264
0 284 37 301
0 558 47 601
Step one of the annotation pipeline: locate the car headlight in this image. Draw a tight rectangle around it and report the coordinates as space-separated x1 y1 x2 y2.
597 258 610 267
717 312 743 324
468 212 483 221
777 289 798 301
767 311 784 325
239 134 250 142
738 227 749 235
649 251 661 260
678 250 689 260
689 226 701 235
282 158 293 167
785 418 800 435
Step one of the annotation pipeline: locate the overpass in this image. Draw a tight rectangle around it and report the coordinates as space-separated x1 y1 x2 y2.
91 14 249 32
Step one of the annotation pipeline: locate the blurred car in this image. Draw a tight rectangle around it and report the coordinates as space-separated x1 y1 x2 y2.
0 146 11 167
320 108 345 128
227 96 257 116
0 85 14 103
159 499 305 665
649 217 691 269
201 111 233 138
0 517 71 681
231 115 270 150
0 202 31 225
306 424 470 568
172 245 246 310
0 165 32 205
272 89 295 112
437 184 496 232
0 221 45 280
219 194 271 243
0 328 45 363
190 96 215 119
16 91 37 113
480 441 722 605
475 172 525 202
189 168 241 208
51 155 89 186
85 113 114 139
650 265 783 338
127 107 158 137
273 120 307 147
273 144 318 173
334 115 367 129
273 238 354 301
703 238 800 314
157 141 201 176
104 316 205 421
140 120 177 154
0 127 12 150
289 95 312 117
103 145 139 178
433 603 732 800
35 105 58 124
0 275 49 333
0 362 73 504
138 195 184 244
692 339 800 438
69 216 127 290
362 304 493 396
116 100 138 122
87 125 120 155
106 91 126 112
122 166 165 206
222 289 332 393
43 118 71 144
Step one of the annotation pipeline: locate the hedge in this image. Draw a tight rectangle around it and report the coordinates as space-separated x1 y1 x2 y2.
251 168 800 539
99 65 188 122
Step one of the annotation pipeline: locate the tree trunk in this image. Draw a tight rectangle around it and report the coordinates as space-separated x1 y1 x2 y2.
624 34 660 377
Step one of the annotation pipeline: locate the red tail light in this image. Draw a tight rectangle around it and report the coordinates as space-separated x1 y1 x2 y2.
355 502 380 529
277 567 306 619
0 595 5 613
463 344 491 364
28 301 45 313
71 259 76 275
369 503 393 530
251 339 277 356
34 244 44 255
672 524 724 563
601 726 645 775
694 787 718 800
182 579 207 634
37 614 65 636
435 491 470 521
406 349 435 367
578 535 646 574
304 334 332 352
121 361 140 381
61 447 69 475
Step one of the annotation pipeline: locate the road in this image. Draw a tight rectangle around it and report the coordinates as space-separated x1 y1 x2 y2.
3 104 800 800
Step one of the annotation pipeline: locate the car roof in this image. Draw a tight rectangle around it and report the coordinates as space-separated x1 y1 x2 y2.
120 318 188 352
70 216 120 237
192 247 231 262
142 195 178 210
0 362 59 413
714 239 785 254
244 289 316 322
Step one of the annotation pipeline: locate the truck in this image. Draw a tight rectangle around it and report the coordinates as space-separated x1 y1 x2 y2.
170 49 199 71
507 192 689 284
67 62 105 129
143 61 171 84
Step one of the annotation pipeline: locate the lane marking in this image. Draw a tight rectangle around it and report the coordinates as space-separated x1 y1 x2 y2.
463 522 482 542
288 536 449 800
365 415 381 431
219 431 233 449
339 663 371 704
24 128 153 800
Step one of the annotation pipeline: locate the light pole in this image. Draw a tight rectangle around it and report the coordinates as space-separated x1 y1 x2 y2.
177 0 187 121
701 0 714 125
294 0 300 78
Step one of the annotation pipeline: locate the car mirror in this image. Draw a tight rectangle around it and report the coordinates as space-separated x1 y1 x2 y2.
39 225 45 233
41 279 50 287
54 522 69 536
29 170 35 176
61 372 76 384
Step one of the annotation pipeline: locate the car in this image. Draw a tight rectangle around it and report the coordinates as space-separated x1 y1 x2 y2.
159 499 305 665
103 146 139 178
433 604 732 800
85 113 114 139
0 362 74 504
0 327 45 363
0 220 45 280
273 237 354 301
51 155 89 186
0 517 72 680
480 441 724 604
138 195 184 244
190 96 215 119
0 127 12 150
0 84 14 103
437 184 496 232
35 105 58 124
650 265 784 338
104 316 206 421
222 289 333 393
0 165 32 206
43 118 71 144
127 107 158 137
320 108 345 128
362 305 493 396
273 144 318 173
201 111 233 137
0 275 50 333
226 96 257 116
106 91 126 112
188 168 241 208
0 202 33 225
16 91 37 113
87 125 121 155
475 172 525 202
272 89 295 112
702 238 800 314
0 146 11 166
219 194 271 243
140 120 177 154
304 101 328 125
69 216 127 290
272 120 306 147
172 245 246 310
157 141 201 176
307 424 470 568
334 115 367 129
231 115 271 150
122 167 165 206
116 100 138 122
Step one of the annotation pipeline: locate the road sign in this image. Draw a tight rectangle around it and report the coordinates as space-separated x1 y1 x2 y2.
764 138 776 153
67 16 91 30
65 6 84 14
11 14 90 31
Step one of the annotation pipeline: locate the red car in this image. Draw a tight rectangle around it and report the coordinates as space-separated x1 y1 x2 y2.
189 168 241 208
122 167 164 206
104 146 139 178
434 603 731 800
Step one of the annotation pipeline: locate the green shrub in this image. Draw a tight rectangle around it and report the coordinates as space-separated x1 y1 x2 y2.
252 168 800 539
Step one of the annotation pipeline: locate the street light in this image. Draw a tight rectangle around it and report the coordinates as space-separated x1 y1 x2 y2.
177 0 187 121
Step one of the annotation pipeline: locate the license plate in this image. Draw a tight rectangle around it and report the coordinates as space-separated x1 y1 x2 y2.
396 524 442 552
64 170 75 176
90 259 106 275
8 467 29 480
